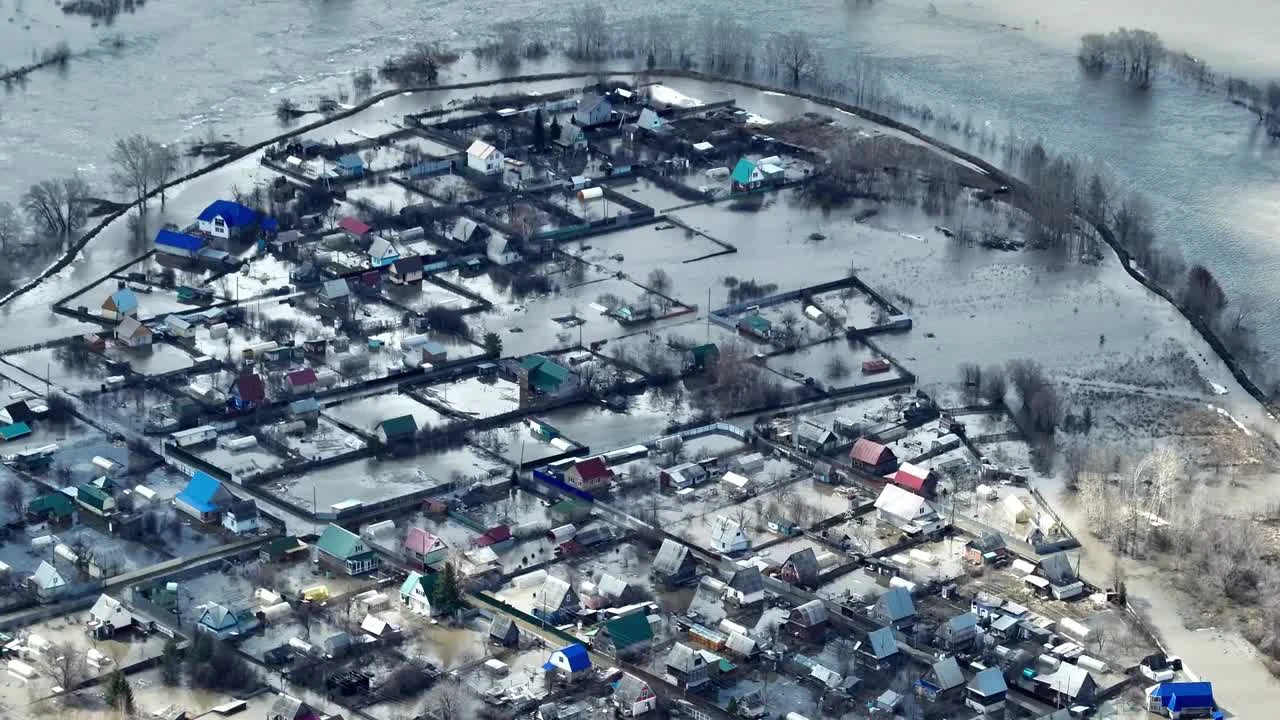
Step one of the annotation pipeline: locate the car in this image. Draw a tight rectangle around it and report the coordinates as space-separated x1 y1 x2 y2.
994 184 1011 194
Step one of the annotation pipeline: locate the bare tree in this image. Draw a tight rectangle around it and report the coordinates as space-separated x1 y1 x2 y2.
110 135 157 208
980 365 1007 406
569 2 609 60
0 202 21 250
23 176 91 236
150 143 181 208
419 676 476 720
2 478 24 516
825 355 850 380
769 31 817 87
1182 264 1227 319
40 642 88 689
959 363 982 400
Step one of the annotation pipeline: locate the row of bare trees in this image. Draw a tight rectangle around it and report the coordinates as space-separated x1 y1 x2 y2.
1078 28 1166 88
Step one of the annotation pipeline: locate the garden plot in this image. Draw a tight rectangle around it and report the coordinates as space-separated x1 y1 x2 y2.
396 135 459 159
544 189 631 223
229 254 298 300
188 323 262 364
242 297 336 346
482 198 563 235
660 475 840 551
880 536 967 585
812 565 892 605
801 393 913 432
191 442 287 483
104 343 195 377
92 386 183 434
59 279 189 321
481 422 579 467
117 252 218 286
406 173 483 203
367 326 482 367
31 666 281 720
419 377 521 419
275 418 366 461
326 393 450 434
345 181 419 215
807 286 887 330
279 446 504 509
764 339 906 389
752 536 828 566
536 390 692 453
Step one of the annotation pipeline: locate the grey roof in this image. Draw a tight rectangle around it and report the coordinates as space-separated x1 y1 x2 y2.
1038 553 1077 585
990 614 1020 632
784 547 820 584
970 667 1009 696
724 631 757 656
929 656 965 690
323 631 352 650
876 587 916 621
596 573 630 601
945 612 978 633
652 539 691 576
796 421 836 444
727 566 763 594
489 614 518 641
1035 663 1090 698
687 577 728 624
321 278 349 299
789 599 828 627
225 498 258 520
269 694 309 720
536 576 576 612
615 672 651 702
867 627 898 659
200 603 236 631
666 642 704 672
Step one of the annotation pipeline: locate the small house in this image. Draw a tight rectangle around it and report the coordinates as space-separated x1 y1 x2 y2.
486 234 522 265
874 587 917 629
709 515 750 555
76 483 116 517
390 255 424 284
289 397 321 421
788 599 829 641
338 217 371 242
1036 553 1084 600
543 643 592 683
519 354 572 395
918 656 965 700
377 414 418 447
230 372 267 409
368 235 399 268
850 437 897 475
720 471 753 499
197 200 267 242
449 217 480 244
534 576 580 624
175 471 232 523
474 524 513 550
319 278 350 306
88 594 134 636
165 314 195 338
573 94 613 126
967 667 1009 714
102 287 139 320
420 341 448 365
874 484 944 536
466 140 504 175
684 343 719 372
489 615 520 647
1030 663 1095 707
890 462 938 496
730 158 765 192
652 539 697 587
268 694 318 720
335 153 365 178
222 499 260 535
936 612 979 650
858 627 900 670
566 457 614 492
285 368 318 395
636 108 663 132
0 422 32 443
736 313 772 340
155 229 205 258
27 493 76 526
725 566 764 605
795 422 838 454
31 561 67 601
613 673 657 717
781 547 821 587
595 573 639 605
403 527 448 568
399 571 435 616
1147 681 1216 719
665 643 709 690
315 523 379 575
260 536 307 563
964 533 1008 566
196 602 258 640
660 462 708 489
592 612 654 658
112 316 152 348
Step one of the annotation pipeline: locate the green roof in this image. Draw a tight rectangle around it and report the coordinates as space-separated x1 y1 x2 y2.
520 355 570 392
602 612 653 650
739 314 771 333
550 499 587 516
28 493 75 518
689 343 720 368
76 483 111 510
400 571 437 597
262 536 305 558
0 422 32 441
731 158 758 185
316 524 367 560
379 414 418 440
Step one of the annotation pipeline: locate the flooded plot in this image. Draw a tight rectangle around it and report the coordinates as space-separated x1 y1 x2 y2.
570 223 727 275
536 389 691 452
93 386 182 434
0 415 91 455
279 446 503 509
104 343 195 377
482 421 577 467
383 278 478 313
765 340 907 389
545 189 631 222
419 376 520 419
326 393 450 434
3 347 111 395
192 443 287 482
808 286 886 330
275 418 366 461
614 178 700 213
660 474 840 550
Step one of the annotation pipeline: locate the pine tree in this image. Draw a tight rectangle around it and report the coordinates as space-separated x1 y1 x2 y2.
532 108 546 149
431 562 462 614
104 668 134 713
160 635 182 685
548 116 562 146
646 51 656 70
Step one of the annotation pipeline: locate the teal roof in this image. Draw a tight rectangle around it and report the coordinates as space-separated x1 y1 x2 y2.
379 414 418 439
689 343 719 368
731 158 757 185
28 493 75 518
400 571 437 597
602 612 653 650
76 483 112 510
316 524 367 560
520 355 570 391
739 314 771 333
0 422 31 440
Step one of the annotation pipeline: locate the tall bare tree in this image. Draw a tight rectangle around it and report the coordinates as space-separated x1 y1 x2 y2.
0 202 21 250
569 2 608 60
39 642 88 689
769 31 817 87
150 142 181 208
23 176 90 237
110 135 157 208
2 478 24 516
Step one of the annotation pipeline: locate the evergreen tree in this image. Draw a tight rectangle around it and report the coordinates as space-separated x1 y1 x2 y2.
548 116 562 146
646 51 656 70
431 562 462 614
483 331 503 357
532 108 546 149
160 635 182 685
104 668 134 713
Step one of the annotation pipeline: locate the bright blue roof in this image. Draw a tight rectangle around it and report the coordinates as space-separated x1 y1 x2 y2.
198 200 259 227
555 643 591 672
731 157 757 185
336 153 364 169
1152 682 1214 711
176 471 224 513
0 422 32 440
156 229 205 252
110 287 139 313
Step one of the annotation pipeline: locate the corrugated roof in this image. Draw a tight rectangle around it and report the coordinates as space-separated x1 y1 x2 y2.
789 599 828 626
379 414 418 439
969 667 1008 696
851 437 894 466
929 656 965 690
653 539 691 576
552 643 591 671
155 229 204 252
404 527 445 556
32 561 66 590
876 587 916 621
198 200 260 227
867 627 898 658
316 524 366 560
339 217 371 236
467 139 498 159
573 457 612 482
536 576 576 611
730 158 757 185
892 462 933 493
874 484 931 520
236 373 266 403
601 612 653 649
666 642 703 672
176 471 225 513
287 368 317 386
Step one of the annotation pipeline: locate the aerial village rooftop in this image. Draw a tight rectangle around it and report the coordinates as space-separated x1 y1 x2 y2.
0 74 1240 720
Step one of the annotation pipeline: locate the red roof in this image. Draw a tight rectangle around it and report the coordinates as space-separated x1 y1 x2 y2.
850 437 894 466
485 524 512 542
891 463 934 494
236 373 266 402
404 526 442 555
338 217 371 236
573 457 613 482
287 368 317 386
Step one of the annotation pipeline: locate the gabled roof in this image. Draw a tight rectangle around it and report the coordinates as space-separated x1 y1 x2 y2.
199 603 240 631
795 421 836 444
929 656 965 690
225 498 258 520
90 594 133 627
116 316 150 340
710 515 746 546
287 368 318 386
600 612 653 650
1150 682 1214 711
874 483 933 520
867 627 898 658
106 287 139 314
666 642 704 672
321 278 350 299
876 587 916 621
0 422 32 441
892 462 933 493
536 576 576 611
404 527 445 556
970 666 1009 696
572 457 612 482
392 255 424 275
338 216 371 236
615 673 651 702
156 229 205 252
467 139 499 159
653 539 691 575
166 314 193 331
28 492 75 518
851 437 895 465
545 643 591 672
198 200 260 227
316 524 367 560
336 153 364 170
379 414 418 439
784 548 820 584
399 571 435 598
596 573 630 600
268 694 315 720
76 483 112 510
1038 552 1078 585
451 217 479 242
369 235 397 260
724 631 756 656
489 614 518 641
236 373 266 403
177 471 226 514
730 158 758 185
945 612 978 633
789 599 828 626
32 561 66 590
727 566 763 594
289 397 320 414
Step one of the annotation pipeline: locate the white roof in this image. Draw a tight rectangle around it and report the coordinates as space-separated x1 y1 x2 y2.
874 484 934 520
369 236 396 260
89 594 133 627
467 139 498 159
116 316 151 339
721 472 751 489
32 561 66 590
360 614 390 636
692 141 714 151
896 462 931 481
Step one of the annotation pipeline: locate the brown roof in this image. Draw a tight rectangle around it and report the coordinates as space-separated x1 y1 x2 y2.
850 437 894 466
237 373 266 402
574 457 613 482
287 368 317 386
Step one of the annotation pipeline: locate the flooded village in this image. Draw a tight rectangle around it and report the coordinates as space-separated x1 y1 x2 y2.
0 73 1247 720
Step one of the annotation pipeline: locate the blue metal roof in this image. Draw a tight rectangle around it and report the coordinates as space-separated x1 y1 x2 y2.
0 422 32 440
155 229 205 252
110 287 139 313
176 471 223 513
549 643 591 672
336 153 364 169
198 200 259 227
1152 682 1214 711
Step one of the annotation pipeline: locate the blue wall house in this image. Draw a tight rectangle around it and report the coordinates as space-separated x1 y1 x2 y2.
101 287 139 321
335 153 365 178
155 229 206 258
730 158 765 193
197 200 275 243
368 235 400 268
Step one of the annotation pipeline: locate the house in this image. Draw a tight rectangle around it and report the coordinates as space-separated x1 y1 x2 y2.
284 368 318 396
31 561 67 601
781 547 821 587
665 643 709 689
88 594 134 635
230 372 267 410
315 523 379 575
730 158 765 192
321 631 353 658
1148 681 1216 719
399 571 435 616
466 139 504 175
377 414 418 446
519 355 571 395
720 471 753 498
709 515 750 555
76 483 116 517
420 341 448 365
595 573 639 606
684 343 719 372
725 566 764 605
490 615 520 647
653 539 697 587
335 153 365 178
890 462 938 496
389 255 424 284
165 314 195 338
567 457 614 492
268 694 320 720
102 287 139 320
486 234 522 265
222 499 260 535
636 107 664 132
967 668 1008 714
399 528 446 570
936 612 979 650
338 216 371 242
112 316 153 348
660 462 708 489
573 94 613 126
850 437 898 475
543 643 592 682
795 422 838 454
874 587 917 628
475 524 513 550
534 576 580 624
320 278 350 306
368 235 399 267
175 471 232 523
736 313 772 340
918 656 965 700
449 217 480 244
858 627 900 670
0 422 31 443
1031 663 1096 707
27 493 76 525
874 484 945 536
613 673 658 717
787 599 829 641
260 536 307 563
197 200 267 241
1036 553 1084 600
964 533 1008 566
289 397 321 421
196 602 258 640
593 612 654 657
155 229 205 258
